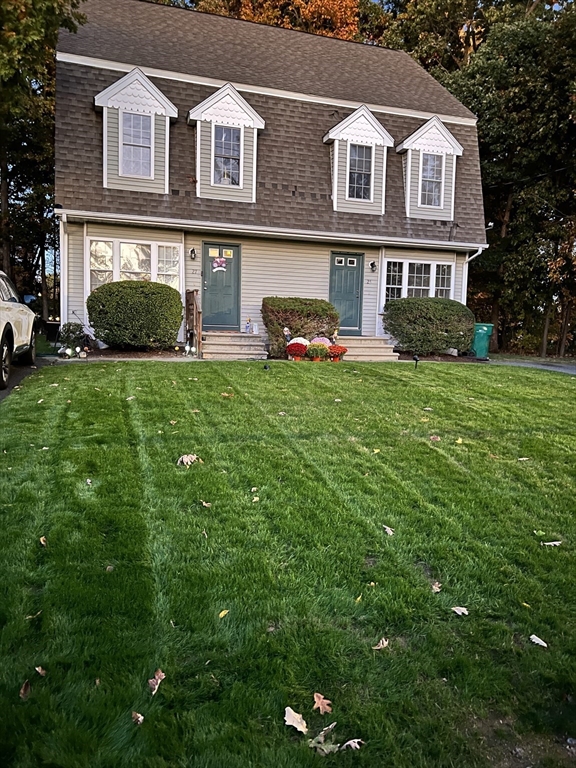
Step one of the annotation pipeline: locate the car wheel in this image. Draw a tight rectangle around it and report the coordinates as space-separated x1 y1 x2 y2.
0 333 12 390
18 331 36 366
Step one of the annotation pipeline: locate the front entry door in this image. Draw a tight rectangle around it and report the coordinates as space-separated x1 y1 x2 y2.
202 243 240 330
329 252 363 335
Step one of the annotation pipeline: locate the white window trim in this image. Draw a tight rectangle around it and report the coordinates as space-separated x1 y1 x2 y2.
332 140 339 212
381 258 455 305
83 235 184 325
118 110 155 181
418 151 445 210
345 141 375 203
210 122 244 189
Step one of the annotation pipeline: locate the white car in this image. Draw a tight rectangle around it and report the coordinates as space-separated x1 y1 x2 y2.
0 270 37 389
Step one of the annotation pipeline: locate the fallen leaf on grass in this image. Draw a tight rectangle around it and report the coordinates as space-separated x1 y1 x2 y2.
355 594 362 603
452 606 469 616
191 409 200 413
35 666 46 677
383 525 395 536
132 712 144 725
252 496 259 503
530 634 547 647
201 500 212 508
219 609 229 619
126 396 135 401
278 411 286 416
19 680 30 700
541 541 562 547
421 417 429 422
533 530 546 537
86 479 92 486
39 536 47 547
341 739 364 751
251 487 258 492
423 407 433 411
148 669 166 695
37 399 43 404
285 706 308 733
521 602 531 608
42 447 49 451
169 420 177 425
431 581 442 593
372 637 389 650
202 529 208 538
95 678 100 686
430 435 441 442
221 392 234 398
25 611 42 620
177 454 202 467
456 438 463 444
334 398 342 403
50 383 59 387
308 722 338 754
106 565 114 572
313 692 332 714
373 448 380 454
518 457 530 461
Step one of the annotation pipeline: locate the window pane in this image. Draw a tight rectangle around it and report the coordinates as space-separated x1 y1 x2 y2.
348 144 372 200
214 126 241 186
122 114 152 177
158 245 179 274
420 153 442 207
120 243 151 280
90 241 113 271
435 264 452 298
90 270 113 292
385 261 403 302
407 263 430 297
156 273 179 289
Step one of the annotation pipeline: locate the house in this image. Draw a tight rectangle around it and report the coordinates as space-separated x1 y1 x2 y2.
55 0 487 360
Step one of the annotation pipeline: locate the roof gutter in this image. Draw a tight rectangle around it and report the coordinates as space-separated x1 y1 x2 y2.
465 246 484 263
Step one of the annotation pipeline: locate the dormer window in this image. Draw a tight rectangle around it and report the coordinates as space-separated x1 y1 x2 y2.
214 125 241 186
324 105 393 216
188 83 265 203
348 144 372 201
94 68 177 194
420 152 443 207
121 113 152 178
395 116 462 221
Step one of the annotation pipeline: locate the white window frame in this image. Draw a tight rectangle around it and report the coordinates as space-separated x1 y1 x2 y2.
84 235 184 323
345 141 375 203
118 111 155 180
382 259 455 304
211 123 244 189
418 151 445 209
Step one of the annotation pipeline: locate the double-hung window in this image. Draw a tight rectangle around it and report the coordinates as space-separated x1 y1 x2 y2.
420 152 443 207
384 261 453 302
348 144 372 200
89 239 181 294
214 126 241 186
121 113 152 178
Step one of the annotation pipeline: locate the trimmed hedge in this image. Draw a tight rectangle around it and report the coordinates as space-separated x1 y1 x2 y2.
87 281 183 349
261 297 339 358
383 297 475 355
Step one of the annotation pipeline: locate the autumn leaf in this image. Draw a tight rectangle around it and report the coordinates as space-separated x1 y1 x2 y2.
431 581 442 593
25 610 42 620
334 398 342 402
251 487 258 492
313 692 332 714
86 479 92 486
221 392 234 398
126 396 135 401
201 500 212 508
37 399 44 404
169 420 177 425
132 711 144 725
423 407 433 411
177 454 201 467
341 739 364 751
284 706 308 733
355 594 362 603
106 565 114 572
35 666 46 676
372 448 380 454
39 536 47 547
19 680 30 700
518 457 530 461
541 541 562 547
383 525 395 536
533 530 546 537
372 637 389 650
252 496 259 503
530 634 547 648
430 435 441 442
421 417 429 422
278 411 287 416
456 437 463 444
308 722 339 754
452 606 469 616
219 609 229 619
148 668 166 696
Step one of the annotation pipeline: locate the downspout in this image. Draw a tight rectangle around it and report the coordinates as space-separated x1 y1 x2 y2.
462 246 484 304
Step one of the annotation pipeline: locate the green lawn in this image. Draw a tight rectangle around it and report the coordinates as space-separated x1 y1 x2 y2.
1 361 575 767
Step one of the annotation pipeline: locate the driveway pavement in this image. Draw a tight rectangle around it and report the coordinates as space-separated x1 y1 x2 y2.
489 359 576 376
0 357 58 404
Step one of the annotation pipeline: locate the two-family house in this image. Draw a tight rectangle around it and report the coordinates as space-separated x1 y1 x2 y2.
55 0 487 359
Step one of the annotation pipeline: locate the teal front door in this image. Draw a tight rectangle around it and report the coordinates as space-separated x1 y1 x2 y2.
202 243 240 330
329 252 363 335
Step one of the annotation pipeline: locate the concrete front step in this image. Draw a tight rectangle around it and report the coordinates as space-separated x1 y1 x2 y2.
202 332 268 360
340 336 399 362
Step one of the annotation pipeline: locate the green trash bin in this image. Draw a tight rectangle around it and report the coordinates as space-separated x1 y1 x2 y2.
472 323 494 360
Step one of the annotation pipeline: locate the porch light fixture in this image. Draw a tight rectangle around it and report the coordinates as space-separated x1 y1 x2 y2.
189 248 197 260
369 261 377 273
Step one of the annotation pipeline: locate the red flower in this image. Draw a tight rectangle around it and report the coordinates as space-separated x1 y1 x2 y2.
328 345 348 358
286 342 307 357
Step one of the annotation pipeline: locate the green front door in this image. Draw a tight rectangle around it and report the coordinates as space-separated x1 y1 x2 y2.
329 252 363 335
202 243 240 330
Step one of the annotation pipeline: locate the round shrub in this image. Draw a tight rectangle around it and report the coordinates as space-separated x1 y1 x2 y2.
383 297 475 355
261 297 339 358
87 281 183 349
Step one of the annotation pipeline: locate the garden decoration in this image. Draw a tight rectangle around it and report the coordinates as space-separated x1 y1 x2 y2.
307 342 330 361
328 344 348 362
286 341 307 361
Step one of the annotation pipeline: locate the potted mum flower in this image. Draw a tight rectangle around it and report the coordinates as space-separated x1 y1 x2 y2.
307 342 330 361
328 344 348 362
286 341 307 361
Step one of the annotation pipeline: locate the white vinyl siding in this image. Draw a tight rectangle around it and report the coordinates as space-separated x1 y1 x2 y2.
198 121 254 202
66 223 86 324
106 109 166 194
408 150 454 221
337 141 384 215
